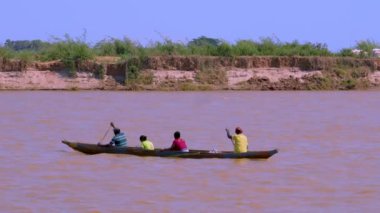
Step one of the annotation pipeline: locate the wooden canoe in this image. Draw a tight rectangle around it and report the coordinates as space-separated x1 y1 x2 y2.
62 140 278 159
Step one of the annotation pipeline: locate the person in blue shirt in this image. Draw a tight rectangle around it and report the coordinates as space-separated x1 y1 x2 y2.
98 123 127 147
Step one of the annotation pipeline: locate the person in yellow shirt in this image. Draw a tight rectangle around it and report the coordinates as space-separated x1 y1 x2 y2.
140 135 155 150
226 127 248 153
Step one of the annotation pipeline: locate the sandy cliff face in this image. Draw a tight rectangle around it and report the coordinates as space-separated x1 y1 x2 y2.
1 56 380 90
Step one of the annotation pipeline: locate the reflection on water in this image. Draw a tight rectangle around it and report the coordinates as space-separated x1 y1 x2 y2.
0 91 379 212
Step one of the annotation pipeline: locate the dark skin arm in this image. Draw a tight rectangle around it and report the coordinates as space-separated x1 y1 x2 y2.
225 129 232 139
97 122 116 146
225 129 235 145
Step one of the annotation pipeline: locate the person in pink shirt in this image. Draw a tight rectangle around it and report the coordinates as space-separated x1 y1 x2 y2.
169 131 189 152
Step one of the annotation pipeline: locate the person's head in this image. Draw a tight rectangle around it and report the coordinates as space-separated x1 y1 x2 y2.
113 128 120 135
235 127 243 134
140 135 147 142
174 131 180 139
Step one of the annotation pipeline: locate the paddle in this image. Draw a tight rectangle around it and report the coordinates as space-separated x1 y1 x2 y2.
97 122 114 146
225 128 235 146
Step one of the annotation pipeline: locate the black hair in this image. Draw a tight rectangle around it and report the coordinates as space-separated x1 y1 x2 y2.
140 135 147 141
174 131 180 139
113 128 120 135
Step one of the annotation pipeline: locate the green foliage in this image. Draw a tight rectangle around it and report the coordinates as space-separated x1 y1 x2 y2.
257 37 278 55
274 40 330 56
67 60 77 77
306 76 335 90
351 67 370 78
338 48 355 57
2 35 380 62
135 71 154 85
124 70 154 90
188 36 221 47
145 39 191 56
328 66 371 90
127 64 139 79
188 45 217 56
0 47 14 59
216 42 233 57
95 65 105 79
4 39 48 51
41 34 93 62
187 36 222 56
233 40 258 56
179 82 200 91
125 57 141 81
341 79 357 90
94 39 116 56
195 66 227 85
14 51 36 64
40 34 94 76
355 39 380 56
94 37 141 57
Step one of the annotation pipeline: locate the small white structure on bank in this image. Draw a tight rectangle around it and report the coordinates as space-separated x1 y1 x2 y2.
373 49 380 58
352 49 362 56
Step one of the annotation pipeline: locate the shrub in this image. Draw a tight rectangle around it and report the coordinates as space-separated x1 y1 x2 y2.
215 43 233 57
4 39 48 52
124 57 142 82
233 40 258 56
0 47 13 59
95 65 105 79
2 35 379 61
14 51 36 65
146 39 191 56
341 79 357 90
257 37 278 55
94 39 116 56
188 36 221 47
41 34 94 76
355 39 380 56
338 48 355 57
195 66 227 85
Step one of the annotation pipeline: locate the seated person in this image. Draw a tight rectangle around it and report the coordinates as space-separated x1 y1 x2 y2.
140 135 154 150
169 131 189 152
226 127 248 153
98 123 127 147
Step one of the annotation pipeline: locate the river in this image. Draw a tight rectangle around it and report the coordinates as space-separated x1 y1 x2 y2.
0 91 379 212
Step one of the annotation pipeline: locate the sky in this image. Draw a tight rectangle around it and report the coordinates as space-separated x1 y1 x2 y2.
0 0 379 52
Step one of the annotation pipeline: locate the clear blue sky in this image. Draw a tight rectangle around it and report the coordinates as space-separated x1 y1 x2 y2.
0 0 378 51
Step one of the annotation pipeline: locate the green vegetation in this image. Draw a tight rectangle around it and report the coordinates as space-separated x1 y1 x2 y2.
2 35 379 63
40 34 94 77
336 39 380 58
195 66 227 85
306 66 371 90
124 70 154 90
4 39 48 52
94 38 141 57
1 36 379 88
95 65 105 79
0 47 13 59
355 40 379 55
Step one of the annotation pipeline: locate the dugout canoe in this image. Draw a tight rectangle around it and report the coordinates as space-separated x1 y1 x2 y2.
62 140 278 159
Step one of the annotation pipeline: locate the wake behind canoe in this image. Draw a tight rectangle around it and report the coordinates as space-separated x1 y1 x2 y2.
62 140 278 159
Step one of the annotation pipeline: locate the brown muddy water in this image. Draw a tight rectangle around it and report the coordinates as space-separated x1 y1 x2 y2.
0 91 379 212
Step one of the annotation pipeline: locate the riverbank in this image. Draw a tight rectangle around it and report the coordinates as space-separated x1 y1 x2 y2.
1 56 380 90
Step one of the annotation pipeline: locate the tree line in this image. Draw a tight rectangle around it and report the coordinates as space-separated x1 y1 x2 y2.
1 35 379 63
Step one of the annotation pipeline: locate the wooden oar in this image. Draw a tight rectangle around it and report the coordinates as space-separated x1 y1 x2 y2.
225 128 235 146
97 122 114 146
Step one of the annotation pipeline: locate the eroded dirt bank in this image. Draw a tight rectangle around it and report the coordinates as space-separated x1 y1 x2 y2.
1 56 380 90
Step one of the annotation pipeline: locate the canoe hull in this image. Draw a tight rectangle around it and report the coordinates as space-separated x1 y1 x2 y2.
62 140 278 159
